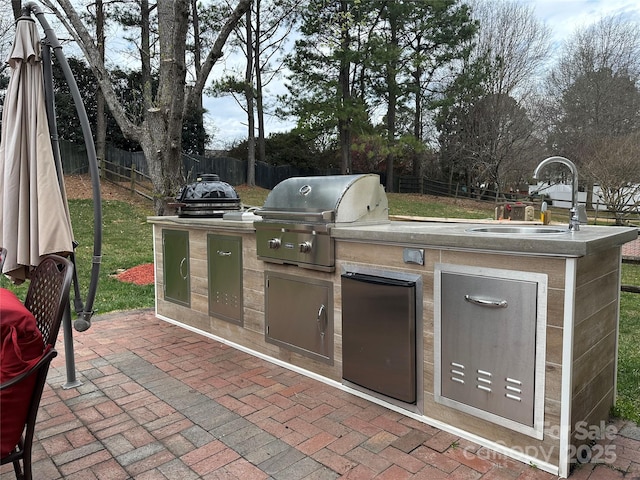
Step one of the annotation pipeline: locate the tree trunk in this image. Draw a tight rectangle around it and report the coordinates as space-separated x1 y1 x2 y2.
385 8 399 193
143 113 185 215
95 0 106 175
412 67 422 176
141 0 152 112
254 0 266 173
191 0 205 156
338 0 351 174
245 8 256 186
148 0 190 214
11 0 21 20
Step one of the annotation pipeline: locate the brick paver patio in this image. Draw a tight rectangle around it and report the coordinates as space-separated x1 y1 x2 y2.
2 309 639 479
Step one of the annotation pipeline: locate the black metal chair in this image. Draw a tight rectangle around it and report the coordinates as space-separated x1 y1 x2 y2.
1 254 73 480
24 255 73 348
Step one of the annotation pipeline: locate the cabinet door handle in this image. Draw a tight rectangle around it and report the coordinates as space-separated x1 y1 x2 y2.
464 295 508 308
217 250 232 257
317 304 327 337
179 257 188 280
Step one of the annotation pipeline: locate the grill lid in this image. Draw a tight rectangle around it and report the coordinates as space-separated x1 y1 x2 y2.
171 173 241 217
257 174 389 224
177 174 240 203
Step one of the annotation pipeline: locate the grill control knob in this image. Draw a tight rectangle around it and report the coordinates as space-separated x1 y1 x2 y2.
268 238 281 249
299 241 312 253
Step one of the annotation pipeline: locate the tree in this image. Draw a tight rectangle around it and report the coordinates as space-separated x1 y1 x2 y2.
282 0 367 175
403 0 477 146
0 0 15 74
545 14 640 159
366 0 477 191
437 0 550 195
37 0 252 214
209 0 301 185
544 14 640 209
586 132 640 225
551 68 640 157
50 58 207 153
283 0 476 189
435 50 489 191
0 0 16 105
228 131 327 169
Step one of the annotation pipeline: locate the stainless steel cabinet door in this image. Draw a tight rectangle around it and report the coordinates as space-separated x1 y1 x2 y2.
265 272 333 363
163 229 190 306
208 234 243 325
440 271 537 426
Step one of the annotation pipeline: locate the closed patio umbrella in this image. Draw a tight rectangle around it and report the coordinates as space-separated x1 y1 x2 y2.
0 15 74 283
0 4 102 388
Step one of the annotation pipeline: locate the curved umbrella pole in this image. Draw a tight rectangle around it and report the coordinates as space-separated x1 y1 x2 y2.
24 3 103 332
40 36 86 314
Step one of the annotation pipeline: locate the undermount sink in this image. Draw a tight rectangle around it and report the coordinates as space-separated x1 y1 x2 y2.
466 226 569 235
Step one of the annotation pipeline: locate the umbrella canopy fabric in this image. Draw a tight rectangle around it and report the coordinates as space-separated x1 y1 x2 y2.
0 17 74 284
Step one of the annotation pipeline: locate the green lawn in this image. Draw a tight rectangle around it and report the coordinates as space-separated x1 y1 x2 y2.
616 263 640 424
1 186 638 424
0 199 155 314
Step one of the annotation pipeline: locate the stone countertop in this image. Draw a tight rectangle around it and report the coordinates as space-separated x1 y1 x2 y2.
148 215 258 231
331 221 638 257
148 215 638 257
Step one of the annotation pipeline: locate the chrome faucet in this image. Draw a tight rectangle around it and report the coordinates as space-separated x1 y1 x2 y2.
533 156 582 231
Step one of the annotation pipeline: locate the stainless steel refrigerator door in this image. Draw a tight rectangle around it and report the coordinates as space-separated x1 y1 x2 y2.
342 273 416 404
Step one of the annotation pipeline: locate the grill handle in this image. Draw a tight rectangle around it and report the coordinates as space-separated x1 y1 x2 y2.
257 210 335 222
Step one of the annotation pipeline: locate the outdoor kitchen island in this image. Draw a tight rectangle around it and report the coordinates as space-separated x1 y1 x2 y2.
149 207 636 478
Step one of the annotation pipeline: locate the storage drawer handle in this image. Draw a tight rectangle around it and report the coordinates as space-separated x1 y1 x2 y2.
464 295 508 308
179 258 188 280
217 250 232 257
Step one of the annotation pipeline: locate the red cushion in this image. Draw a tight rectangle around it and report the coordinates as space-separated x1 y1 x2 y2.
0 288 46 457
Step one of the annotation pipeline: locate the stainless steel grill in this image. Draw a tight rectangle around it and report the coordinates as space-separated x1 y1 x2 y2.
255 174 389 271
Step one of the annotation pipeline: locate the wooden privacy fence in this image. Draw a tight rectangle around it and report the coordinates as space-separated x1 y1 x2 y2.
59 139 339 195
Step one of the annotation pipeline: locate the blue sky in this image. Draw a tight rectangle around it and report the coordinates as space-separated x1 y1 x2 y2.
205 0 640 148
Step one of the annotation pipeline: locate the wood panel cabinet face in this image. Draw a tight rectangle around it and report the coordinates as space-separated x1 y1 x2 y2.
265 271 333 364
434 264 548 439
163 229 190 306
208 234 243 325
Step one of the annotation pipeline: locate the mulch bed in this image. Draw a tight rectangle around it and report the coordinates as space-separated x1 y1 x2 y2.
114 263 154 286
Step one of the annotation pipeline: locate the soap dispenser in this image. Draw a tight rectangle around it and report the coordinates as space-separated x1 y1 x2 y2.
540 201 549 225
